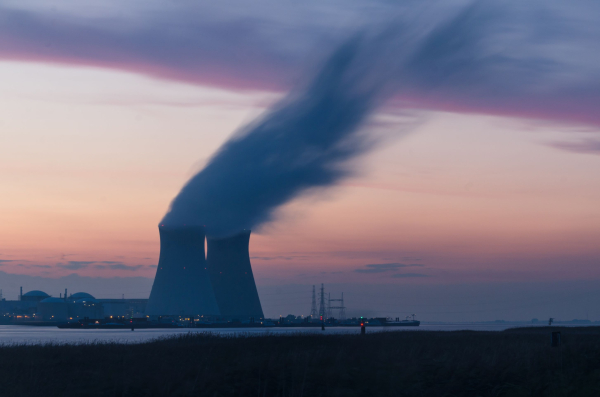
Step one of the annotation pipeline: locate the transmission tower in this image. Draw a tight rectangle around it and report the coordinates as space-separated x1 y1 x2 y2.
318 284 326 320
328 292 346 320
310 285 318 318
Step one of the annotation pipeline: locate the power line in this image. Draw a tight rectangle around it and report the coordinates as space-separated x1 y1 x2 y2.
327 291 346 320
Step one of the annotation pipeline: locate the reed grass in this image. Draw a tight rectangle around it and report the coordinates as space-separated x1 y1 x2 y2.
0 326 599 396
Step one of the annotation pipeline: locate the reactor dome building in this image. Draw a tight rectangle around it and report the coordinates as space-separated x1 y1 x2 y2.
146 225 263 320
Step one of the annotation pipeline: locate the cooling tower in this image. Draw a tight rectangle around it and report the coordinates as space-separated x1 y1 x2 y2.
206 230 264 320
146 225 220 316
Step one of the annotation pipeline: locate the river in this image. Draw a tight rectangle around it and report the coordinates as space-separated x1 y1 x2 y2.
0 322 587 345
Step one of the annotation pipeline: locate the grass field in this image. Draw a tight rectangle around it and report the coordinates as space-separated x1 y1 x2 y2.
1 326 599 396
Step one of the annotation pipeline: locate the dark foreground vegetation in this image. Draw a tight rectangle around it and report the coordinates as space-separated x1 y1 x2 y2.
1 327 600 397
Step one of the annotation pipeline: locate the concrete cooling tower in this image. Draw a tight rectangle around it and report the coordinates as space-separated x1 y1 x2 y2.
206 230 264 320
146 225 220 316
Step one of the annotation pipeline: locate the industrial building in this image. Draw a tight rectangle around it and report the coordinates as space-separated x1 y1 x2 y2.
0 289 147 322
146 225 264 320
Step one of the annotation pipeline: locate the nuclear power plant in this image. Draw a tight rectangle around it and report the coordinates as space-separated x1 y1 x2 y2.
146 225 264 320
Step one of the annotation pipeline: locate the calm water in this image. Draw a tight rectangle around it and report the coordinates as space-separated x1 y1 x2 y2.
0 323 558 345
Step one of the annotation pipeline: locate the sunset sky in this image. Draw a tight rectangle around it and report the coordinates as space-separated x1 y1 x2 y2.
1 1 599 320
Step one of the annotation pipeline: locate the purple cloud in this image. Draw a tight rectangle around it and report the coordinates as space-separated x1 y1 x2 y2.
55 261 146 271
548 139 600 155
0 1 598 129
94 264 145 271
355 263 424 274
390 273 430 278
56 261 95 270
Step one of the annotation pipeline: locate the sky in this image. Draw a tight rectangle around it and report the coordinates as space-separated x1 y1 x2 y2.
0 1 599 320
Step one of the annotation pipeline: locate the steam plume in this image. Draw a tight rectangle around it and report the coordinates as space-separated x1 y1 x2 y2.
159 1 600 235
161 37 391 236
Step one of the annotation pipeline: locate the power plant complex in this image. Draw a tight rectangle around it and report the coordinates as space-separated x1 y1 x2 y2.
146 225 264 320
1 225 265 325
1 226 415 328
